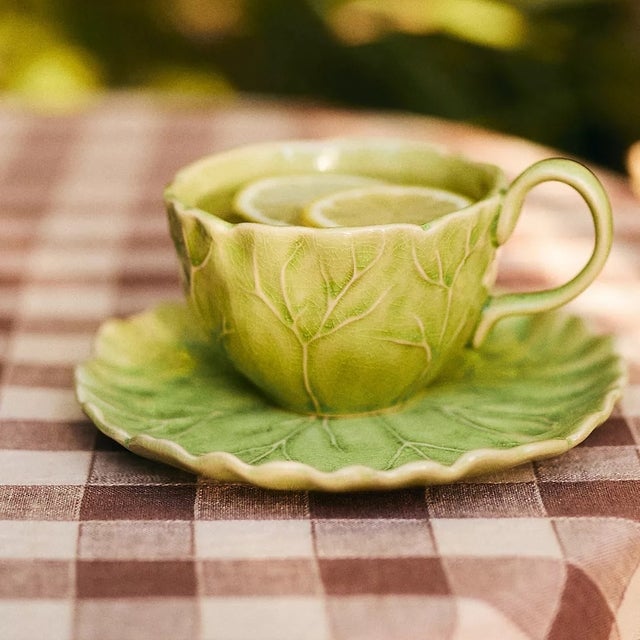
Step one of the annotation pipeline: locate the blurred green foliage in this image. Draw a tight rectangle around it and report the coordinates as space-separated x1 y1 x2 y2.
1 0 639 170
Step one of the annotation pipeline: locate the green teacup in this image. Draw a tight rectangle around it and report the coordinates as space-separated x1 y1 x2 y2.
164 138 612 416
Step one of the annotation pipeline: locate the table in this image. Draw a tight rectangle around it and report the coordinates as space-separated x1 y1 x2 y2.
1 95 639 640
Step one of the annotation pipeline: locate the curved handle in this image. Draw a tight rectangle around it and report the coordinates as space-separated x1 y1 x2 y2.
472 157 613 347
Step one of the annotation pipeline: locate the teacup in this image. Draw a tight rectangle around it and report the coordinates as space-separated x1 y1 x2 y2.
164 138 612 416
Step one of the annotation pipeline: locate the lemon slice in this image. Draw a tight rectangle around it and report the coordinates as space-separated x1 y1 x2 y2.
232 173 387 225
301 185 472 228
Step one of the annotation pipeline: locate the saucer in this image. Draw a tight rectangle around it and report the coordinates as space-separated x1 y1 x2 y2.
75 303 625 491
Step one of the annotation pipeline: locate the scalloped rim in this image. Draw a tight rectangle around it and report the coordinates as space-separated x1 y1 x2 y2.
76 349 626 492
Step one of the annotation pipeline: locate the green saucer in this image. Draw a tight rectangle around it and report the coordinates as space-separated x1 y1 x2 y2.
75 303 625 491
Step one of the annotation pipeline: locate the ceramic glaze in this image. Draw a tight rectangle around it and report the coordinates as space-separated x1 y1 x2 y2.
75 303 625 491
164 138 613 415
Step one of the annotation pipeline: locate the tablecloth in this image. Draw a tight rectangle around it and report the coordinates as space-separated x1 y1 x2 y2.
1 95 639 640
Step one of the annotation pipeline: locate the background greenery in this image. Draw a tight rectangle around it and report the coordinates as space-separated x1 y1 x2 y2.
2 0 639 171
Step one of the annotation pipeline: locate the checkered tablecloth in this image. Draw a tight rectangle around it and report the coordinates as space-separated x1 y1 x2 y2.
1 96 640 640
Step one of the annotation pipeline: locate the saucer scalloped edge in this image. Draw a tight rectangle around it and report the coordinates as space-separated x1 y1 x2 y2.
75 302 626 491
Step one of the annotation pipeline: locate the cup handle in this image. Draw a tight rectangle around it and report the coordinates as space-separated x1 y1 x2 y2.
472 157 613 347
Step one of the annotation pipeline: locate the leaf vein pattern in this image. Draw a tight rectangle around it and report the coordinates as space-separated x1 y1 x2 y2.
375 313 433 379
279 242 300 328
311 286 392 342
321 417 346 452
317 238 387 334
233 418 313 464
437 405 548 444
250 247 296 333
412 243 446 290
380 417 466 470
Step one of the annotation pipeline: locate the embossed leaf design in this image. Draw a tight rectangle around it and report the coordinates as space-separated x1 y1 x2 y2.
76 303 624 486
184 207 496 414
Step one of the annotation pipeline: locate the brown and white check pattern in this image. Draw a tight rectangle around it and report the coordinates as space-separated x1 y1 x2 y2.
1 97 640 640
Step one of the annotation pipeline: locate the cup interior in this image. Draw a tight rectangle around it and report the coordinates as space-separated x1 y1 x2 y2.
165 138 504 225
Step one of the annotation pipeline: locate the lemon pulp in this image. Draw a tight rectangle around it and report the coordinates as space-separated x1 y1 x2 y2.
301 184 472 228
232 173 387 225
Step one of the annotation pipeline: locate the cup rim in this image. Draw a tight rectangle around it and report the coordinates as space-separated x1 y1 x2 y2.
164 137 506 232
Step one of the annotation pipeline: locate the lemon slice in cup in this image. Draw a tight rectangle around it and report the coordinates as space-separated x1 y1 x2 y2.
232 173 387 225
301 185 473 228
